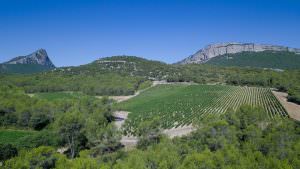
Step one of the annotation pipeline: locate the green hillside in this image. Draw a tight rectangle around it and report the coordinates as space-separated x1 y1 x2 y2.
84 55 177 79
0 64 53 74
1 55 300 103
0 56 164 96
206 51 300 69
1 57 300 169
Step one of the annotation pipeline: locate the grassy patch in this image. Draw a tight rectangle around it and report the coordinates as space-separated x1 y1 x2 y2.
0 129 35 145
138 80 153 90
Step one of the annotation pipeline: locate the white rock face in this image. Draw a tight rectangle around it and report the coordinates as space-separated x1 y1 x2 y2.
178 42 300 64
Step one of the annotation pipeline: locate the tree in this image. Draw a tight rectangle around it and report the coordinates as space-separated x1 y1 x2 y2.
0 144 18 162
85 114 121 156
136 118 163 149
179 150 216 169
30 113 51 130
113 151 147 169
56 112 85 158
3 146 61 169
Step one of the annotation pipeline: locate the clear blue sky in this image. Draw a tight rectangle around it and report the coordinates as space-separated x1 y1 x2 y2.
0 0 299 66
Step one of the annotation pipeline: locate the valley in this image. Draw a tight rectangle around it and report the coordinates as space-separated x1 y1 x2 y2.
1 0 300 167
1 45 300 169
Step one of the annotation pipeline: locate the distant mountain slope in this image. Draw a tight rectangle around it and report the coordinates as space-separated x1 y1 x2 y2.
205 51 300 69
178 42 300 65
0 64 53 74
0 55 177 96
75 55 177 79
0 49 55 74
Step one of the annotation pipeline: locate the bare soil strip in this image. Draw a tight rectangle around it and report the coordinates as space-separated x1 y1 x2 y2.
163 125 196 138
272 91 300 121
120 136 138 150
113 111 129 129
112 111 138 149
95 94 138 102
27 94 35 97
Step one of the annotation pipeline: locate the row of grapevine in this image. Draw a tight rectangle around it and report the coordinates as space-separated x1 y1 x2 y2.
120 84 289 134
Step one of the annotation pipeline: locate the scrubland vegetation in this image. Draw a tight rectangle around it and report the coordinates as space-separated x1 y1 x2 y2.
1 56 300 102
1 56 300 168
1 104 300 169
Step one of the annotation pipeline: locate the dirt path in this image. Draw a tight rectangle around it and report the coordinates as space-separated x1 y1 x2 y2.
120 135 138 150
27 93 35 97
163 125 196 138
113 111 129 129
112 111 138 149
95 81 154 102
272 91 300 121
97 80 197 103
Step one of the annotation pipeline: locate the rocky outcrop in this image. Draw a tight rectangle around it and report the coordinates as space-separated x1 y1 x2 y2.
178 42 300 64
4 49 55 68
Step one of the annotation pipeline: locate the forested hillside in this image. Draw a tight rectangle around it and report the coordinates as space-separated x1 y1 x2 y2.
206 51 300 69
0 56 177 96
92 56 176 78
1 55 300 103
1 55 300 168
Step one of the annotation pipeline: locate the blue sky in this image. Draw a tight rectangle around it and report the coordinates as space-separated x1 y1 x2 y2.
0 0 299 66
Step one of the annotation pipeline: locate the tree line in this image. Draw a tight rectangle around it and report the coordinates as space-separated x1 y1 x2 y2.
1 57 300 104
2 105 300 169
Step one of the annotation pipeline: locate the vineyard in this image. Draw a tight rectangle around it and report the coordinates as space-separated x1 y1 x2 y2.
117 84 288 133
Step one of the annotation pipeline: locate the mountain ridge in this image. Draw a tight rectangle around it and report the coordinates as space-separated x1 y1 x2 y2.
0 49 56 74
3 49 55 68
1 42 300 74
178 42 300 64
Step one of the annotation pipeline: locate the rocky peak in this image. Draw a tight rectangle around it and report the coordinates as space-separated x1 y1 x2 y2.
5 49 55 68
178 42 300 64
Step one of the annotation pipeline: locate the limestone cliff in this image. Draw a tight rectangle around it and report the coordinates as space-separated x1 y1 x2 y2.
4 49 55 68
178 42 300 64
